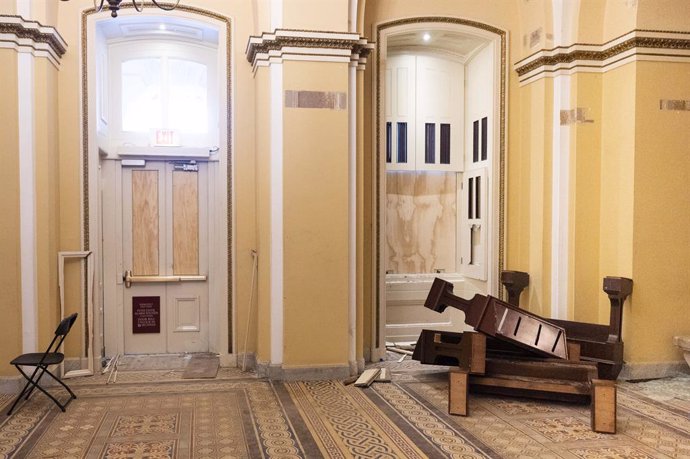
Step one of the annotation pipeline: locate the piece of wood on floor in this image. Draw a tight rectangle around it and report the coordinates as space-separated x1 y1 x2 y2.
449 368 469 416
591 379 617 434
354 368 380 387
375 368 391 382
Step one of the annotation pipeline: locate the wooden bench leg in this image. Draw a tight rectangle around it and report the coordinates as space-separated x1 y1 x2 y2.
591 379 616 434
449 369 469 416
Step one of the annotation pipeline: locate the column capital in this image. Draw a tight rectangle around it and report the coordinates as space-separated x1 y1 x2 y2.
0 15 67 66
245 29 374 72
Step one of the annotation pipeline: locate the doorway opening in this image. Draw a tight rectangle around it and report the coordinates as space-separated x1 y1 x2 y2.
374 19 506 360
84 9 232 364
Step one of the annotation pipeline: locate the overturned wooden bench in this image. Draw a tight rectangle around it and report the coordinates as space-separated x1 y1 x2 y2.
412 272 632 434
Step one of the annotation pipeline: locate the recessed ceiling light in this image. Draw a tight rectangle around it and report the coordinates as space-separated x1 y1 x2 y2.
159 24 167 31
423 33 431 42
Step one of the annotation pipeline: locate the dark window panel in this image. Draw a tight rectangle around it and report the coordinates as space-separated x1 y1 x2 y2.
475 176 481 219
397 122 407 163
473 120 479 163
468 177 474 219
425 123 435 164
440 123 451 164
386 122 392 163
481 116 488 161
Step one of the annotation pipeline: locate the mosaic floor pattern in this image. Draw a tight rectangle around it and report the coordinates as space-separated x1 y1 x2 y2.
1 368 688 458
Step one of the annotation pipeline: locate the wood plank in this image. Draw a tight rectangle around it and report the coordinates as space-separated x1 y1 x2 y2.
354 368 380 387
132 170 159 275
449 369 469 416
591 379 617 434
469 375 591 395
173 171 199 275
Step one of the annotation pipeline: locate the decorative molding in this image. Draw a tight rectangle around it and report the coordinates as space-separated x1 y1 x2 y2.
515 30 690 85
0 14 67 66
245 29 374 71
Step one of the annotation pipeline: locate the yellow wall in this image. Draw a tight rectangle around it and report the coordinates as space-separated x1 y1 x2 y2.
637 0 690 31
0 50 22 375
629 61 690 363
570 73 602 324
282 61 350 366
514 78 553 319
254 67 272 364
283 0 349 31
599 63 636 327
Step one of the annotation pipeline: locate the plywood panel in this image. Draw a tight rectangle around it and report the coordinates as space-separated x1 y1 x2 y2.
173 171 199 275
386 171 457 273
132 170 159 275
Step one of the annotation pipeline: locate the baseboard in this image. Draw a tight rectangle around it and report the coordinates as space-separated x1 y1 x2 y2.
235 352 255 370
255 362 351 380
218 353 237 368
619 360 690 380
0 376 22 394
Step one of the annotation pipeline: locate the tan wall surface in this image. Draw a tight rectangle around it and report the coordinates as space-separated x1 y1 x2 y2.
514 78 553 319
282 60 350 366
603 0 638 42
636 0 690 31
0 51 22 375
283 0 349 31
254 68 271 364
599 63 636 331
516 0 553 58
571 72 602 324
629 61 690 363
0 0 15 15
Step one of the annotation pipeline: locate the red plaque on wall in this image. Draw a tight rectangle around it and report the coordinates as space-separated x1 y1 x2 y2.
133 296 160 333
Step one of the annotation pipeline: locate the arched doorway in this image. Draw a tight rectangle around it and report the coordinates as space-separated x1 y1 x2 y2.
372 18 507 360
81 6 233 365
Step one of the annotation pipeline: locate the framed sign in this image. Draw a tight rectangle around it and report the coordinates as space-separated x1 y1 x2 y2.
133 296 161 333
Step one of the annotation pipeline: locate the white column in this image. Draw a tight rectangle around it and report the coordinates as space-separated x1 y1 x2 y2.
550 0 579 319
551 74 570 320
269 63 284 365
17 0 38 353
348 61 357 371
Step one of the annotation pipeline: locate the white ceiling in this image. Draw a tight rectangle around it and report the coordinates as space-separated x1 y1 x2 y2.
97 15 219 46
387 30 489 62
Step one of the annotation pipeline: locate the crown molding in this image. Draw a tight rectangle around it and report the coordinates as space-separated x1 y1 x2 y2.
245 29 374 71
0 15 67 67
515 30 690 85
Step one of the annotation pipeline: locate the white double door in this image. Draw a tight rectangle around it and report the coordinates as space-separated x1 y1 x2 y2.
121 160 209 354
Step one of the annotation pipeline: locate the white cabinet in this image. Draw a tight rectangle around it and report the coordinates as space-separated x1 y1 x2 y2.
385 53 464 172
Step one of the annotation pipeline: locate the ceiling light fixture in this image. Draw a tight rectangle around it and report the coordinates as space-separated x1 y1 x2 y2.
423 33 431 42
61 0 181 18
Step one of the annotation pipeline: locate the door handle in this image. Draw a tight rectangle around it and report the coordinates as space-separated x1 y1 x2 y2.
123 270 207 288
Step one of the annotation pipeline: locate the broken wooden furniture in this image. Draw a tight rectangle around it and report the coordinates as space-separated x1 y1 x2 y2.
500 271 633 380
412 272 632 434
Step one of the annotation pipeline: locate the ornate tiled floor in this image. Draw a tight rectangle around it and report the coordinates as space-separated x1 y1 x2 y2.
1 357 689 458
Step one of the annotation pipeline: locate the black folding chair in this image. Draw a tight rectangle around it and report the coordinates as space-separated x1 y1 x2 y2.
6 313 79 416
